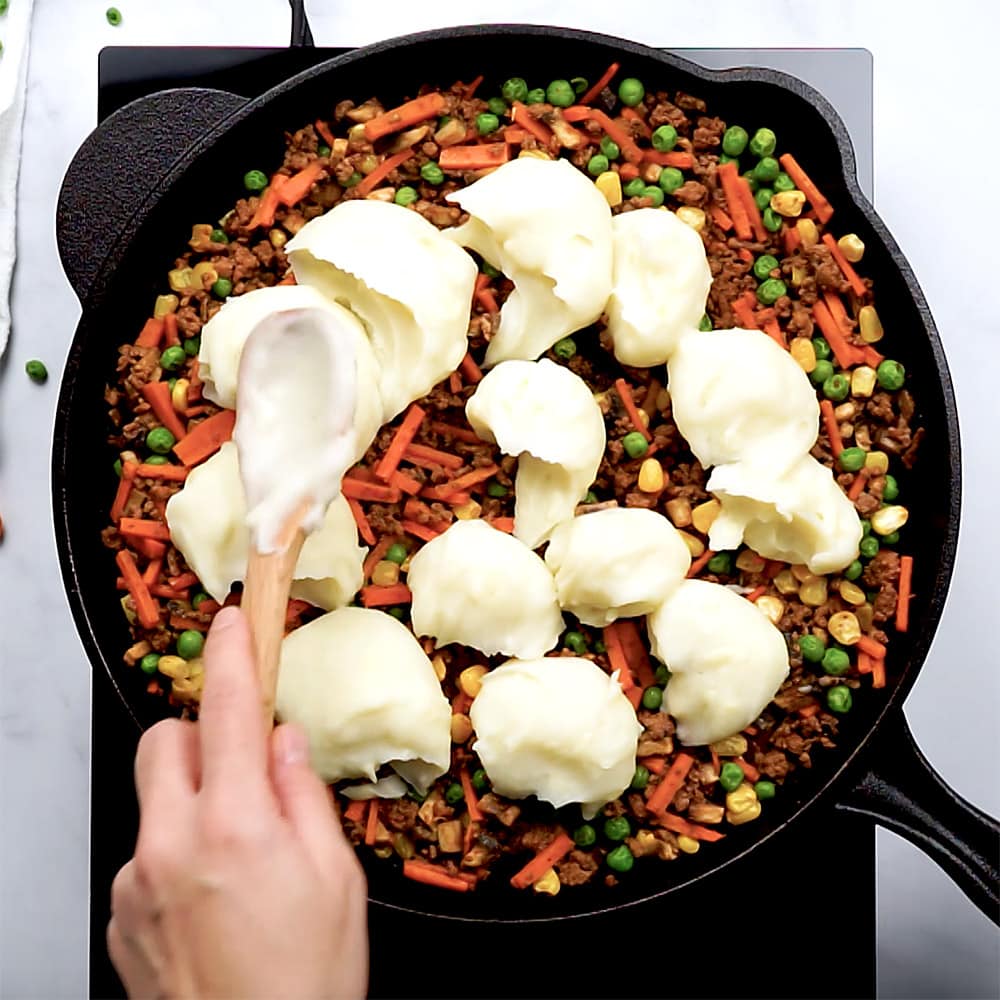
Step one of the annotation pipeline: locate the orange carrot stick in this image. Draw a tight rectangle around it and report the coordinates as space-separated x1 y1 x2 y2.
644 150 694 169
820 399 845 456
847 469 869 501
603 623 636 692
167 572 199 590
735 758 760 783
614 378 652 441
823 291 853 334
487 516 515 533
119 517 170 542
798 702 821 719
169 613 208 632
459 353 484 384
656 813 726 842
343 799 367 823
896 555 914 633
822 233 867 298
141 557 163 588
510 101 556 150
315 119 336 148
510 832 574 889
577 107 643 164
135 317 165 349
871 657 887 689
341 479 403 503
732 297 759 330
857 651 874 675
248 175 286 229
686 550 716 578
746 585 768 603
140 382 188 442
403 860 472 892
862 346 885 368
134 463 188 481
618 162 640 183
279 160 327 206
162 312 181 348
579 62 620 105
116 579 188 600
460 770 485 822
375 404 426 481
391 470 423 496
354 148 416 198
463 74 484 99
763 318 787 349
784 225 801 255
440 143 511 172
430 421 482 444
737 176 767 241
778 153 833 223
448 371 463 394
116 550 160 629
360 584 413 608
606 620 657 688
347 497 376 546
429 463 500 496
111 461 138 522
710 205 734 231
646 753 695 816
401 519 444 543
717 161 752 241
503 126 527 145
134 538 167 561
364 800 380 846
639 756 666 775
420 488 471 507
621 106 652 139
173 409 236 467
362 536 395 580
402 442 464 471
365 92 447 143
812 299 862 369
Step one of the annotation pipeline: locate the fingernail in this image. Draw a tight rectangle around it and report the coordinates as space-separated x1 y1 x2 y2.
274 724 309 766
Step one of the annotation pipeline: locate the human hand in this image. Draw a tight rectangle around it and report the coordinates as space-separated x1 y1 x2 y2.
108 607 368 999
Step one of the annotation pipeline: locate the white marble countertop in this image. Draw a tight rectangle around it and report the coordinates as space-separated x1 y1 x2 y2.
1 1 997 996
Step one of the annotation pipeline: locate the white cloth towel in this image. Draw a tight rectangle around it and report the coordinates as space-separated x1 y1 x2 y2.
0 0 34 358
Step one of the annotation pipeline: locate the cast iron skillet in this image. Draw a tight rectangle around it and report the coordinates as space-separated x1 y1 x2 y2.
53 23 999 924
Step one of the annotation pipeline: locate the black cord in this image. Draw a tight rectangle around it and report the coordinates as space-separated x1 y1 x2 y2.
288 0 315 48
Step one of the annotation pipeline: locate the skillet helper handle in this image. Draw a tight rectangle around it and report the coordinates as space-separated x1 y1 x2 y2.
288 0 315 47
835 713 999 923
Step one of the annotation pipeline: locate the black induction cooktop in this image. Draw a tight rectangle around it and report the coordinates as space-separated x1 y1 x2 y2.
89 44 876 1000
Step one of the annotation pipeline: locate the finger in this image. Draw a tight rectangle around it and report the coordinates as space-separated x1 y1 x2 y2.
107 918 157 1000
134 718 199 818
198 607 270 798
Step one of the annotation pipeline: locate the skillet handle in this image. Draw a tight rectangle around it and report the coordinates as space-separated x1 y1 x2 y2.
56 87 246 304
289 0 315 47
834 712 999 923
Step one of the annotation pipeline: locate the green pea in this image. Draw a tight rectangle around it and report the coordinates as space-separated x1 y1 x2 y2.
753 254 780 281
472 768 490 793
883 475 899 502
752 156 780 184
139 653 160 675
860 519 873 538
167 378 177 391
603 816 631 842
106 7 123 26
420 162 444 185
571 77 589 96
445 782 464 806
407 787 427 803
159 345 186 371
144 455 168 466
641 686 663 711
25 359 48 383
719 761 744 792
742 170 758 193
798 634 826 663
754 780 776 800
486 481 508 498
606 845 634 873
844 560 864 581
191 592 210 609
317 144 331 158
877 359 906 391
211 277 232 299
587 154 610 176
722 125 749 157
385 543 408 565
658 167 684 193
822 647 850 676
583 491 598 504
882 531 900 545
754 187 774 211
810 360 835 386
573 823 597 848
594 639 607 654
243 169 268 192
823 373 850 402
546 79 575 107
394 185 419 207
176 629 205 660
762 207 782 232
146 427 175 455
617 77 645 107
600 137 620 160
486 96 507 116
343 171 363 188
0 2 8 14
707 551 733 575
748 128 777 158
756 278 787 305
622 432 648 459
525 88 546 105
501 77 528 103
481 261 502 278
773 171 795 192
812 337 832 361
827 685 853 714
623 177 647 199
387 606 407 621
553 337 577 360
651 125 678 152
643 185 665 207
476 112 500 135
839 447 867 472
699 314 713 332
564 631 588 655
210 228 229 244
654 664 671 686
183 337 200 357
631 765 650 791
113 458 123 478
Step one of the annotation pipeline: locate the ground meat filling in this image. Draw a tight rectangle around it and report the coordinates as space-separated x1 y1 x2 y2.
103 72 919 892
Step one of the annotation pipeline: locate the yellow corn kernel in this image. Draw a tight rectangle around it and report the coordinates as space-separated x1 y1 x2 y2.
454 499 483 521
269 228 288 248
790 264 807 288
735 549 767 574
677 531 705 558
799 576 828 607
691 499 721 535
168 267 195 293
636 409 650 428
676 206 706 232
154 293 179 318
688 802 725 825
170 378 190 412
366 188 396 202
828 610 861 645
640 161 663 183
727 798 762 825
192 261 218 288
790 563 813 582
431 654 447 682
770 190 806 217
851 365 878 398
864 451 889 475
120 595 138 625
837 233 865 263
450 713 473 744
859 305 883 344
789 337 816 372
856 603 875 631
676 835 700 855
189 223 214 247
518 148 551 160
638 458 665 493
796 217 819 248
838 580 867 606
834 402 857 423
665 497 692 529
123 640 152 666
157 655 188 679
332 137 349 159
773 569 799 596
372 560 400 587
725 784 758 815
871 505 908 535
595 170 623 207
437 819 464 854
533 868 561 895
631 830 659 857
459 665 488 698
710 734 748 757
755 595 785 626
